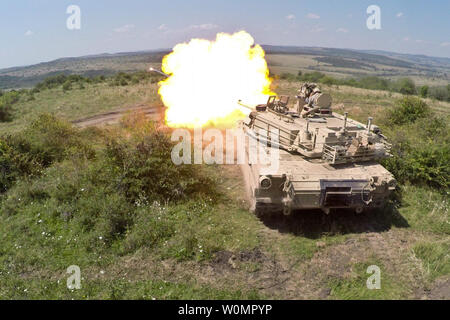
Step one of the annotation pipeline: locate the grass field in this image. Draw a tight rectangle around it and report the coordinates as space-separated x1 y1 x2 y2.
0 81 161 134
0 78 448 300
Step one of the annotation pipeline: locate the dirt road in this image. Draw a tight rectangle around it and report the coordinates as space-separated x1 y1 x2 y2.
71 104 165 128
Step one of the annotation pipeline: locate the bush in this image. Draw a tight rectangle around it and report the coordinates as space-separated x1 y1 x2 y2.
280 73 297 81
387 96 429 125
419 85 429 98
320 76 337 85
0 114 94 193
0 91 21 122
0 102 12 122
35 74 69 90
358 76 390 91
298 71 327 83
385 143 449 189
394 78 416 95
62 80 72 92
122 204 175 253
103 130 217 204
383 104 449 190
428 86 450 102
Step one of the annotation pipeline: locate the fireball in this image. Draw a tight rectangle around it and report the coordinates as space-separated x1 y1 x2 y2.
158 31 274 127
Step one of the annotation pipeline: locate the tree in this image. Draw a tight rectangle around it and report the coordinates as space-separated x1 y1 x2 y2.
0 102 12 122
388 96 429 125
396 78 416 95
62 80 72 92
419 85 429 98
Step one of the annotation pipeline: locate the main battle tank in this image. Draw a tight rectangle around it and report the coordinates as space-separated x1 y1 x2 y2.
239 82 396 216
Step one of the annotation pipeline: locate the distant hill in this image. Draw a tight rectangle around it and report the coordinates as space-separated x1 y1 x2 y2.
1 46 449 89
0 50 169 89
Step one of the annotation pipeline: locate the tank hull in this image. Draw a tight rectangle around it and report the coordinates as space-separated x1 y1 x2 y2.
241 131 395 215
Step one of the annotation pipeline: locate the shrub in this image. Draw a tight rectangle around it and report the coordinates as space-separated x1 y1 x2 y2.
359 76 390 91
0 114 94 193
383 110 449 190
394 77 416 95
298 71 327 82
419 85 429 98
103 130 217 204
387 96 429 125
35 74 69 90
20 114 94 165
0 102 12 122
62 80 72 92
280 73 296 81
0 91 21 122
428 86 450 102
385 143 449 189
122 204 175 253
320 76 337 85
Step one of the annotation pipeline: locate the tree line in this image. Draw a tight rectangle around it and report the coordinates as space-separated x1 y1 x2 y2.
279 71 450 102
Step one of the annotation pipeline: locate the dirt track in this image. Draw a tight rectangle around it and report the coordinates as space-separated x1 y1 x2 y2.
71 104 165 128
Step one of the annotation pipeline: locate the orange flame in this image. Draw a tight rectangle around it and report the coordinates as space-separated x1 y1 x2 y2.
158 31 274 128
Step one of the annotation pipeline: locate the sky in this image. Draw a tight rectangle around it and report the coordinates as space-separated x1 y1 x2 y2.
0 0 449 69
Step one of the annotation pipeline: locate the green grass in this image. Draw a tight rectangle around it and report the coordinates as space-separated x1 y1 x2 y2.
412 241 450 283
1 80 160 134
328 259 407 300
0 277 262 300
397 185 449 235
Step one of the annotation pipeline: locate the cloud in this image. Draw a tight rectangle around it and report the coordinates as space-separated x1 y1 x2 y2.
440 42 450 47
415 39 424 43
402 37 410 41
157 24 168 31
188 23 218 30
336 28 349 33
286 14 295 20
307 13 320 19
396 12 403 18
24 30 33 36
310 26 325 33
114 24 135 33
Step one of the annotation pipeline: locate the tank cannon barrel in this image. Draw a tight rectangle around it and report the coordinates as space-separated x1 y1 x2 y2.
148 67 170 78
237 99 254 110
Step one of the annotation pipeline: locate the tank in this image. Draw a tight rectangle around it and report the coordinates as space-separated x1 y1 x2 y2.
239 82 396 216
